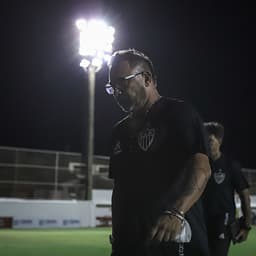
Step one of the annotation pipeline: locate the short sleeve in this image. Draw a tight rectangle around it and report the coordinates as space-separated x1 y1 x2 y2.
108 128 118 179
108 136 115 179
231 160 250 193
191 110 209 155
108 119 127 179
177 103 209 156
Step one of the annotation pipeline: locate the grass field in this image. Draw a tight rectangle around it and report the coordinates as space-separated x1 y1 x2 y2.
0 227 255 256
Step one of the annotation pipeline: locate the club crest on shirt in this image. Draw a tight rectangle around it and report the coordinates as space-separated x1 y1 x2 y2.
214 169 226 184
138 127 155 151
218 233 225 239
113 141 122 155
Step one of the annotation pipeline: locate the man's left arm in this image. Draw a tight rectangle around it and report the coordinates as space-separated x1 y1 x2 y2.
150 104 210 243
173 153 211 213
150 153 211 242
235 188 251 242
231 160 252 243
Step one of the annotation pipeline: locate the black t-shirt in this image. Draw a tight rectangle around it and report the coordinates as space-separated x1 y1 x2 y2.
203 154 249 229
109 97 209 255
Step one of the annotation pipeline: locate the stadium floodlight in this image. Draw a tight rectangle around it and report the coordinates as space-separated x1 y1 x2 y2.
76 19 115 71
76 18 115 200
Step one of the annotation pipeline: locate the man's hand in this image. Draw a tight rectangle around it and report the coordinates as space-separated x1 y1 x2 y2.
149 215 182 242
235 228 250 243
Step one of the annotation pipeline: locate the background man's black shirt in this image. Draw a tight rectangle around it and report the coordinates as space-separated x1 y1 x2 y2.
109 97 209 255
203 154 249 236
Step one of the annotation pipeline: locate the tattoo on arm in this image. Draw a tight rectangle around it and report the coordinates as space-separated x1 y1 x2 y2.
184 168 209 196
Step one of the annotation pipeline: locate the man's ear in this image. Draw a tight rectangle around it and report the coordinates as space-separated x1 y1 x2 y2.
144 72 152 87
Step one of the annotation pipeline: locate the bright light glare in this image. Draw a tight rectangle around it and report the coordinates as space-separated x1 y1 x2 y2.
92 58 103 69
76 18 115 70
80 59 90 69
76 19 87 30
104 54 112 64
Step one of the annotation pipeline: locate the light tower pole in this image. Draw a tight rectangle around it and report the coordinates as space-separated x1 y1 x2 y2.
76 19 115 200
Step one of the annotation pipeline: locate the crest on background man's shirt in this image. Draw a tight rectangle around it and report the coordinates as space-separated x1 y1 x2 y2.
113 141 122 155
138 127 155 151
214 169 226 184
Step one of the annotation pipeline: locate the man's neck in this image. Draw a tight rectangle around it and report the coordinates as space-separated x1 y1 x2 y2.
131 90 161 119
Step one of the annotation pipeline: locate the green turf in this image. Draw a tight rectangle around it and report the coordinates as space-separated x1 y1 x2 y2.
229 226 256 256
0 228 111 256
0 227 255 256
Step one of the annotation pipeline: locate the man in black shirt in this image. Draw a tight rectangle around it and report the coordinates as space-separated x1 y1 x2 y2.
203 122 251 256
105 49 211 256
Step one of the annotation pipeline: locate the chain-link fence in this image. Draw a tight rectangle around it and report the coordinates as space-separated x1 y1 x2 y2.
242 168 256 195
0 146 112 200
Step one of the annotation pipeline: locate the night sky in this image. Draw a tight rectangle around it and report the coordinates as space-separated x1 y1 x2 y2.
1 1 254 168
